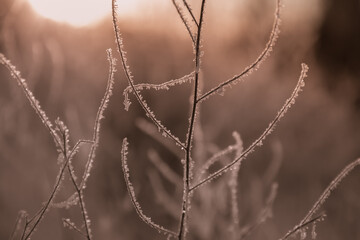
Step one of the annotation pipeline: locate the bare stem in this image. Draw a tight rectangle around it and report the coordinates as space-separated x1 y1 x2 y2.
0 54 61 153
67 149 92 240
280 213 326 240
190 64 308 191
22 153 68 239
280 158 360 240
197 0 282 103
182 0 198 26
79 49 115 190
112 0 185 149
62 218 87 238
178 1 206 239
172 0 196 45
121 139 177 237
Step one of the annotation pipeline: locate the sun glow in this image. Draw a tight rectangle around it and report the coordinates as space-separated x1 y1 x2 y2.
26 0 142 27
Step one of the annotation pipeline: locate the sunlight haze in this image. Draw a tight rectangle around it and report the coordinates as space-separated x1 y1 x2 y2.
26 0 143 27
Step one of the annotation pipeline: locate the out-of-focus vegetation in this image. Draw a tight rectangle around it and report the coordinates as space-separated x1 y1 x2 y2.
0 0 359 239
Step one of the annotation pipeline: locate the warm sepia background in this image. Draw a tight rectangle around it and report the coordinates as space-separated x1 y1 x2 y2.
1 0 360 239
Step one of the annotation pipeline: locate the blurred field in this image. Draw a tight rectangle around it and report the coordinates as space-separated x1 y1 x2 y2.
1 0 360 239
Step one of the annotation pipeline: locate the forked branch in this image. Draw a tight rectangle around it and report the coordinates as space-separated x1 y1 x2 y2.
182 0 198 26
54 49 116 210
198 132 242 179
197 0 283 103
190 64 308 191
178 0 207 238
112 0 186 149
172 0 197 45
280 158 360 240
280 213 326 240
0 54 61 151
123 71 195 110
62 218 87 238
79 49 115 191
0 50 115 239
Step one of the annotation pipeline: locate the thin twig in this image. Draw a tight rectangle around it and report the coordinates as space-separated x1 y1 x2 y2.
62 218 88 238
229 132 243 235
124 71 194 95
148 170 180 219
280 213 326 240
172 0 196 45
65 133 92 240
136 118 183 158
121 139 177 237
79 49 115 190
23 151 69 239
280 158 360 240
197 142 238 180
124 71 195 113
0 54 61 152
54 49 115 212
22 119 71 239
190 64 308 191
8 211 27 240
51 139 93 209
197 0 283 103
182 0 198 26
112 0 186 149
239 183 278 239
148 149 182 186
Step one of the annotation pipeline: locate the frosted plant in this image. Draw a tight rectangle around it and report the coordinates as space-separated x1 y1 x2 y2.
121 138 178 238
111 0 310 239
1 49 115 240
1 0 359 239
280 158 360 240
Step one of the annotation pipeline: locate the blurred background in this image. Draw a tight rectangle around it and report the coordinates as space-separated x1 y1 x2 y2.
1 0 360 239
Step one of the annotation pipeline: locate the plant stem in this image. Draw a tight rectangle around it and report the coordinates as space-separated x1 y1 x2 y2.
178 1 206 239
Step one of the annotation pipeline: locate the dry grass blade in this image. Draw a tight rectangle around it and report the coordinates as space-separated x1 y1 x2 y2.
229 132 243 233
197 144 236 178
136 118 183 158
148 149 182 186
239 183 278 239
148 170 180 219
8 211 27 240
198 132 242 180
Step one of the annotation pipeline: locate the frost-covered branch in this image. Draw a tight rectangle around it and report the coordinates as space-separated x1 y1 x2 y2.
191 64 308 191
121 139 177 237
197 0 283 103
